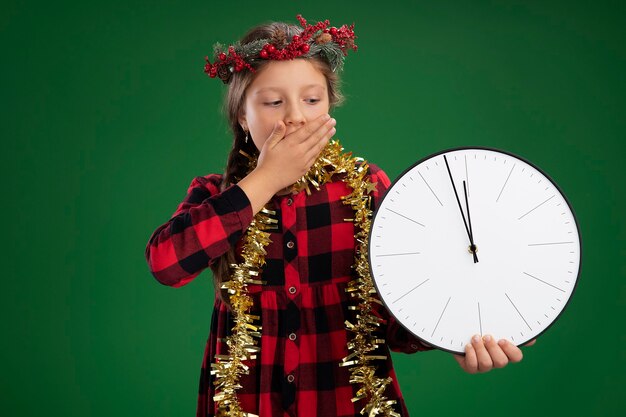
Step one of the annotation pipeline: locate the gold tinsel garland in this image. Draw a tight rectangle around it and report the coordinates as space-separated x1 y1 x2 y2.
211 140 398 416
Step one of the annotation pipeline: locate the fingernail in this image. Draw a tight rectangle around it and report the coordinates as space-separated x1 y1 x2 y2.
330 118 336 125
498 339 507 346
483 335 492 343
472 334 480 343
324 114 331 120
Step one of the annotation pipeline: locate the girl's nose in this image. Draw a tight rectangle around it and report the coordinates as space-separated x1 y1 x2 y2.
284 104 306 126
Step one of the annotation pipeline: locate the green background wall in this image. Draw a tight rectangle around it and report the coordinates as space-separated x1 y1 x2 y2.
3 1 624 416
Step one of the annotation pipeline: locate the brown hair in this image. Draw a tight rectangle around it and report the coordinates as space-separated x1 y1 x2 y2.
208 21 346 306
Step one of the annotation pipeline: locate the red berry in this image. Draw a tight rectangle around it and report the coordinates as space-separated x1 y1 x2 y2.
219 53 227 61
300 44 310 52
292 35 300 42
267 44 276 53
260 50 268 58
330 27 338 36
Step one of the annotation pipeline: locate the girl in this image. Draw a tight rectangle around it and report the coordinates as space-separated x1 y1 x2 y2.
145 15 535 417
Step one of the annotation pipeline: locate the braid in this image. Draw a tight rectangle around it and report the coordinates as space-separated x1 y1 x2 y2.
209 123 258 307
222 126 257 188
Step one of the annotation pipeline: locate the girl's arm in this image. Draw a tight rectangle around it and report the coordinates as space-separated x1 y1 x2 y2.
146 116 336 288
144 174 254 287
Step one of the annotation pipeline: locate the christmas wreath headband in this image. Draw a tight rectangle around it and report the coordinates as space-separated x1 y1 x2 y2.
204 14 357 84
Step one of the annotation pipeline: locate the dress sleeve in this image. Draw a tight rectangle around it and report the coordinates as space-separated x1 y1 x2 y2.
144 174 253 288
367 163 434 354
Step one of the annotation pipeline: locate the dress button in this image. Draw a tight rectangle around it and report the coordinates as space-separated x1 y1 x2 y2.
287 198 293 206
286 240 295 249
287 374 295 383
288 286 297 294
288 332 297 341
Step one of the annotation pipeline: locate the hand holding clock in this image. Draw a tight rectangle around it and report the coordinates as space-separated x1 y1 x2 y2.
452 335 537 374
419 334 536 373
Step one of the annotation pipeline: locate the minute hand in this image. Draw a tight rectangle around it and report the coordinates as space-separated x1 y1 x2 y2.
463 180 479 263
443 155 479 263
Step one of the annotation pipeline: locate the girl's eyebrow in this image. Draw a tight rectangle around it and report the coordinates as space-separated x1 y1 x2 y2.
254 84 326 95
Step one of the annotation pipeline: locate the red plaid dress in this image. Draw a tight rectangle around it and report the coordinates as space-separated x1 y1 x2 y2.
145 163 433 417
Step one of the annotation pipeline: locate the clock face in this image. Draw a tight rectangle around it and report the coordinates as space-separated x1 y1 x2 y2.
369 147 582 354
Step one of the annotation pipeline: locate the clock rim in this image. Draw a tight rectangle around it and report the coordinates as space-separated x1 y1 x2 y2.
367 146 583 355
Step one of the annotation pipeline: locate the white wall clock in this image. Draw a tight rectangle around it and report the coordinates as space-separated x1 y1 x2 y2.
369 147 582 354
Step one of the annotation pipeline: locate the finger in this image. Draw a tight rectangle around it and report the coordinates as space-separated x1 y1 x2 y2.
462 342 478 374
497 339 524 363
303 118 336 153
265 121 286 149
304 126 335 162
452 352 465 369
471 334 493 373
299 114 335 147
290 113 332 143
482 335 509 369
523 338 537 347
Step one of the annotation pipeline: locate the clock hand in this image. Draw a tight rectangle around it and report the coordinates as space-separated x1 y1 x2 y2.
463 180 479 263
443 155 478 262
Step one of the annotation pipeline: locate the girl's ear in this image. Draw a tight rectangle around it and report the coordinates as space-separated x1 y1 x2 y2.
238 113 247 131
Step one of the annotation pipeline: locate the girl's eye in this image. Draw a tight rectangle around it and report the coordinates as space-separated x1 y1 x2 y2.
263 98 320 106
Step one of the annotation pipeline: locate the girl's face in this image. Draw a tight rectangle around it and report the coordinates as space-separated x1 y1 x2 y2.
239 59 331 150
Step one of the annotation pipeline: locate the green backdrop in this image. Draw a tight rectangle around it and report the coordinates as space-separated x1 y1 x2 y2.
3 1 625 416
